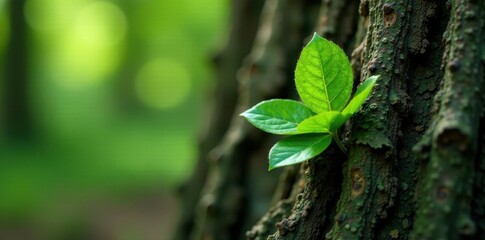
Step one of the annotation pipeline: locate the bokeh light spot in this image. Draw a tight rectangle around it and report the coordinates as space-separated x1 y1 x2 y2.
135 59 191 109
24 0 80 32
54 1 127 88
74 1 127 47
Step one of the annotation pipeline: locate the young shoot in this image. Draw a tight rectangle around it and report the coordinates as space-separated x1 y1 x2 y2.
241 33 379 170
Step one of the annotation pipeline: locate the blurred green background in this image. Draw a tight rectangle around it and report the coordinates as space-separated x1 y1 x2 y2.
0 0 227 238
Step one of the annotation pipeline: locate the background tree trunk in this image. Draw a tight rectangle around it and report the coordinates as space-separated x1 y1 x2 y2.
1 0 32 141
175 0 485 239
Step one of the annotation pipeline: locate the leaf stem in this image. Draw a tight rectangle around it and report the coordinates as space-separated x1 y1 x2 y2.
332 131 347 153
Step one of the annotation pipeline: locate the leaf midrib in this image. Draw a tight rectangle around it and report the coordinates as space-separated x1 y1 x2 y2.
247 112 300 125
316 42 332 111
277 135 330 160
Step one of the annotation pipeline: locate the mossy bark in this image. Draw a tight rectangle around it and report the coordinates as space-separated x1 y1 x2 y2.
175 0 485 239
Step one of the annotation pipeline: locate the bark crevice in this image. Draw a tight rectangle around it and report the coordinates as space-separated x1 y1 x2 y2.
411 0 485 239
174 0 485 239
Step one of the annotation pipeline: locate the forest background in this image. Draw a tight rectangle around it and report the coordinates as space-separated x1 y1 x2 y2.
0 0 226 239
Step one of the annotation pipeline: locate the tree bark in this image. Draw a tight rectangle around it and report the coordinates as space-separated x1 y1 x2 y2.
176 0 485 239
174 1 265 239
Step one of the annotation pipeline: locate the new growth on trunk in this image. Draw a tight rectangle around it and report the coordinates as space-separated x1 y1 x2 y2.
175 0 485 239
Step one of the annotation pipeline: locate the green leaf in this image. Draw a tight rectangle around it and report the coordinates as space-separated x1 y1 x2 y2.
297 111 341 133
332 75 379 128
240 99 315 135
330 113 352 132
295 33 353 113
341 76 378 115
269 134 332 170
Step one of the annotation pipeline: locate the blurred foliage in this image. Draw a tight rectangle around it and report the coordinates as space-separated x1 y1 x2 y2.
0 0 227 225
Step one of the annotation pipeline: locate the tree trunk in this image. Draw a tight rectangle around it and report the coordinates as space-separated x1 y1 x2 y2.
1 0 32 140
176 0 485 239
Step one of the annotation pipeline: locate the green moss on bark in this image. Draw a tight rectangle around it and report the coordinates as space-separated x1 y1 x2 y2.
411 0 485 239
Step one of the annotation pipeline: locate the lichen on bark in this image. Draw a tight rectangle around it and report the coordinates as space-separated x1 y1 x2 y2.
411 0 485 239
328 0 415 238
175 0 485 239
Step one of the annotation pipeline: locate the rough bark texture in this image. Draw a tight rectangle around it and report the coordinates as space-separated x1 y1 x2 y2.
412 1 485 239
175 0 485 239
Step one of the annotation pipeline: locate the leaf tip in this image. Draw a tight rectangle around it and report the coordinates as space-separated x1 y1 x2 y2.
310 32 322 44
239 110 249 118
268 162 284 171
367 75 380 84
366 75 379 90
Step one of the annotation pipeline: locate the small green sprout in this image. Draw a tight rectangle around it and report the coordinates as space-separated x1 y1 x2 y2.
240 33 379 170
